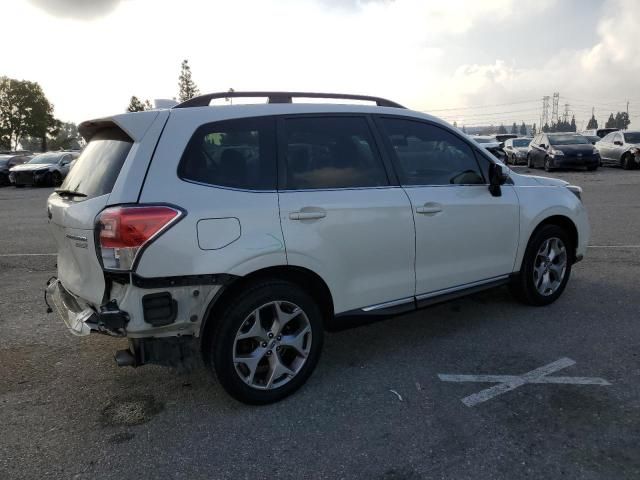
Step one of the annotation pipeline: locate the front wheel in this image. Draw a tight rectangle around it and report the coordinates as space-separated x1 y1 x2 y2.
209 280 324 404
51 171 62 187
622 153 637 170
510 224 572 306
527 154 534 169
544 156 553 172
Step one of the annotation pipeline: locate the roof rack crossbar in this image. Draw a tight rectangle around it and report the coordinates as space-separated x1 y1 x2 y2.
173 91 405 109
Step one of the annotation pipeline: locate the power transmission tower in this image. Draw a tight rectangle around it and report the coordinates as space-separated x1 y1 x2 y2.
563 103 570 123
541 96 550 128
552 92 560 124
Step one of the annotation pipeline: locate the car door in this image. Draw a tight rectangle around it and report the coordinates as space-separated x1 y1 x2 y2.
530 135 543 166
59 154 72 176
375 116 520 300
277 115 415 315
611 133 625 164
597 133 613 164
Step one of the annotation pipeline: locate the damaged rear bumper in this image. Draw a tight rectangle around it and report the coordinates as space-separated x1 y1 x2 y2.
46 279 129 337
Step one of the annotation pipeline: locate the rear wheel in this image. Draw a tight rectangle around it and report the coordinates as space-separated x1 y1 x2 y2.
527 154 534 168
510 224 572 306
587 165 598 171
208 280 324 404
544 156 553 172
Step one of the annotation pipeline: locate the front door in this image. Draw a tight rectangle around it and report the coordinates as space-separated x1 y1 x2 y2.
375 116 520 297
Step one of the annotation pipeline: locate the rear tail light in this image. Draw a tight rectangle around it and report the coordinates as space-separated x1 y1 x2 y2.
96 205 183 271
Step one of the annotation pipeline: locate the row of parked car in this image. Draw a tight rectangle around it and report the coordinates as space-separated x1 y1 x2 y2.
0 150 80 187
469 128 640 172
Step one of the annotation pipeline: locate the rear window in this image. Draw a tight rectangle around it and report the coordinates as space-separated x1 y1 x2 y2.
178 117 276 190
60 128 132 199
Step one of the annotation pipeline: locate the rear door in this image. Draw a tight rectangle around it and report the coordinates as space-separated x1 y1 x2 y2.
277 115 415 315
47 111 167 305
375 116 520 298
597 133 615 164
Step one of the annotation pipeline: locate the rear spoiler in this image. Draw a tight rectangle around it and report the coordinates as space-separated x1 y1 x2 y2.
78 110 161 143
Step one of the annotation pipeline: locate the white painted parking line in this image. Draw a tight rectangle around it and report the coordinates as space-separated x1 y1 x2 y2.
438 358 610 407
0 253 56 257
588 245 640 248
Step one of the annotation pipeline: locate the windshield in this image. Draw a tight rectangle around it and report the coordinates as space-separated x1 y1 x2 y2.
624 132 640 144
28 153 61 165
549 135 589 145
513 139 530 147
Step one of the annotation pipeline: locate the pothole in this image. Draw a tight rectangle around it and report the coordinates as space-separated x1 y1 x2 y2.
101 394 164 427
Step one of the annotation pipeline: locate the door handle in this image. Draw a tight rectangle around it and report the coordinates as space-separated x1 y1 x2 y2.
289 209 327 220
416 203 443 215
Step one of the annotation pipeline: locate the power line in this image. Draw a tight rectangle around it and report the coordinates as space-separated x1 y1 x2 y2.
426 99 539 112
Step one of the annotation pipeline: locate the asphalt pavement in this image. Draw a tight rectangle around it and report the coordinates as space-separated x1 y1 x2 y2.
1 167 639 480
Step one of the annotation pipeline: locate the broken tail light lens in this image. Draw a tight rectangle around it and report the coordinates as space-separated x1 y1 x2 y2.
96 205 182 271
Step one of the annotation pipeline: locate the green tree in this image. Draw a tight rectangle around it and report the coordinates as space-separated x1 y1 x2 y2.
498 124 507 134
519 122 527 135
127 96 146 112
178 59 200 102
0 76 57 150
531 123 537 136
453 121 458 129
510 122 516 134
542 122 549 133
586 113 598 130
614 111 630 130
605 113 616 128
462 125 467 134
570 115 577 132
49 122 82 150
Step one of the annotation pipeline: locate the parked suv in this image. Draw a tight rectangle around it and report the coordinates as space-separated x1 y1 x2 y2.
527 133 600 171
46 92 589 404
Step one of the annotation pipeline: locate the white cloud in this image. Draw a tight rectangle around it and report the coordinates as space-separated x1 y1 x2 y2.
1 0 637 129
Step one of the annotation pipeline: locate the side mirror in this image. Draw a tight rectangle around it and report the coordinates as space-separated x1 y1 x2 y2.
489 162 509 197
540 144 548 149
614 140 623 146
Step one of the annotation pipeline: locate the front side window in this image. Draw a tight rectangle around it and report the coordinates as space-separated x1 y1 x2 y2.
379 118 485 186
179 117 276 190
624 132 640 144
282 116 388 190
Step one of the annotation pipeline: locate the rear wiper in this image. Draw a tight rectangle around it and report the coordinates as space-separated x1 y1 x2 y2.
55 189 87 198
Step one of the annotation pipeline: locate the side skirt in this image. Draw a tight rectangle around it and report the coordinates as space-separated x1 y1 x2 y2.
333 274 514 328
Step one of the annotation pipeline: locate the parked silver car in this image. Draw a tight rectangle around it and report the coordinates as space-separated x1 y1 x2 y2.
596 131 640 169
503 137 532 165
9 151 79 187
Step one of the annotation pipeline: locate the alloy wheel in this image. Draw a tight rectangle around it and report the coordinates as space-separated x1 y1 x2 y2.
233 300 312 390
533 237 567 296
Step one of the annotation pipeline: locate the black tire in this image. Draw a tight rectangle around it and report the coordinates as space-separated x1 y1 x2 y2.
587 165 598 171
208 280 324 404
14 183 24 188
51 171 62 187
510 224 573 306
0 173 8 186
527 154 534 168
544 156 553 172
622 153 636 170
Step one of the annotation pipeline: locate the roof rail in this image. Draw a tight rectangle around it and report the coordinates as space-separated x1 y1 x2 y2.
173 91 406 109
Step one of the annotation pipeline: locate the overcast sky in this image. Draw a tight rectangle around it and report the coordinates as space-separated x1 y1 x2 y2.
2 0 638 129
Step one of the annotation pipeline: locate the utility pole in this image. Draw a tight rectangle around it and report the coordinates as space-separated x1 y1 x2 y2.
541 95 550 129
552 92 560 125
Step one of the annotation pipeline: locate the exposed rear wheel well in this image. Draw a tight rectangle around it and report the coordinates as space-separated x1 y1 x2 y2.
200 266 334 361
530 215 578 263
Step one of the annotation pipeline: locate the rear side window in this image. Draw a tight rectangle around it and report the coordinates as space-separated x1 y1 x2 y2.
379 118 485 186
282 116 388 190
60 127 132 199
179 117 276 190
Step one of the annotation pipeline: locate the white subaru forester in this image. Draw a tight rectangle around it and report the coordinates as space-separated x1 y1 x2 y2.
46 92 589 404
